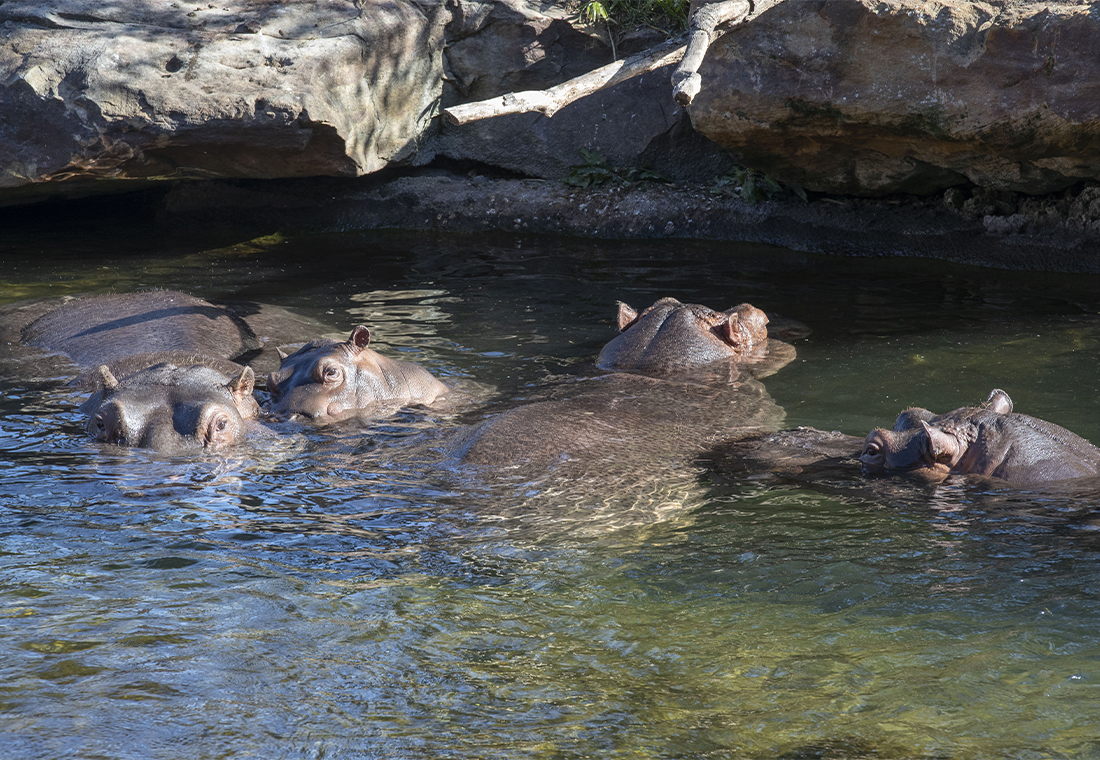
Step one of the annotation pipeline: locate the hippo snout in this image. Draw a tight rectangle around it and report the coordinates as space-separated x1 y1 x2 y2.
859 430 890 473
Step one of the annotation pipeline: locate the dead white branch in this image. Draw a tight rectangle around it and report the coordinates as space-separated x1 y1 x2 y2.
672 0 752 106
442 37 687 126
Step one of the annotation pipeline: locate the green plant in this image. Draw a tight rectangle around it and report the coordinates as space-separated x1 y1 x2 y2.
566 148 618 188
573 0 689 34
580 0 610 23
565 149 671 188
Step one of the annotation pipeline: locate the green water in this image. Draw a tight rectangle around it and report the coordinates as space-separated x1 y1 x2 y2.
3 213 1100 758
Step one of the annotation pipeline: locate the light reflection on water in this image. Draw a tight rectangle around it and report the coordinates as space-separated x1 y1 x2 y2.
3 227 1100 757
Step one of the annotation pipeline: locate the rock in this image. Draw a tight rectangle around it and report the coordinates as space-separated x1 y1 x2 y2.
0 0 444 192
690 0 1100 196
420 1 735 182
984 213 1029 235
442 0 618 103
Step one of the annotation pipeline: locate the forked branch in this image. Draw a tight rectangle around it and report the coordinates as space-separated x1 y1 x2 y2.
672 0 752 106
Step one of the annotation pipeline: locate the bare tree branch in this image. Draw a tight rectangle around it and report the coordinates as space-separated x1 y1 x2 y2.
442 37 687 126
672 0 752 106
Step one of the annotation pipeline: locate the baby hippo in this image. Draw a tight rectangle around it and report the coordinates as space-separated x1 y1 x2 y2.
861 389 1100 485
266 325 448 423
83 362 260 454
597 297 770 372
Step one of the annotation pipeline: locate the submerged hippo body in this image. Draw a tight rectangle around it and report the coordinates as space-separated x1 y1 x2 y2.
266 325 449 423
82 362 260 454
861 389 1100 485
447 298 795 474
20 290 260 367
451 371 783 474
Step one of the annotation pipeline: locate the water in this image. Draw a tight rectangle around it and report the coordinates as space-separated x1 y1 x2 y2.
4 211 1100 758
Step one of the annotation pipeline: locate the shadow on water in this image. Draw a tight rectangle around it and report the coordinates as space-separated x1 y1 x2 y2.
5 222 1100 757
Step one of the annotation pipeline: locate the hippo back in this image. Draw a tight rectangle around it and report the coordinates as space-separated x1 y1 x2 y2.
21 290 260 367
959 410 1100 484
448 372 785 475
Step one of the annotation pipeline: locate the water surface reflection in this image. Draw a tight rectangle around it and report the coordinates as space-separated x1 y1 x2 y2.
3 230 1100 757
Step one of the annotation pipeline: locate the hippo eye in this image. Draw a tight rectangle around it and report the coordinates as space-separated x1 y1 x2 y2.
204 413 233 448
861 442 883 462
319 364 342 385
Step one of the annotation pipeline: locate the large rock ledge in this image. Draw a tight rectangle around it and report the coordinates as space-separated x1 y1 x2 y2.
6 0 1100 270
0 0 443 188
691 0 1100 196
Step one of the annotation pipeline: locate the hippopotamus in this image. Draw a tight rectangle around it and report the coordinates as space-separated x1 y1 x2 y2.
597 298 771 372
19 290 260 367
80 362 261 454
2 289 300 453
444 297 796 474
710 427 865 480
860 389 1100 485
265 325 449 423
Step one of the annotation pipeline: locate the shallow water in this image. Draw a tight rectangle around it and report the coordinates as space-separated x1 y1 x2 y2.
4 218 1100 758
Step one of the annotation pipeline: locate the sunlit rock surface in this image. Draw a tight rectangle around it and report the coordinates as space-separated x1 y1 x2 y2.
690 0 1100 195
0 0 444 189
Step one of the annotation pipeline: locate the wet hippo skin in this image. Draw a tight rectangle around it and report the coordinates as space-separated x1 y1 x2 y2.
445 298 796 474
20 290 260 366
81 362 261 455
709 427 865 480
597 297 771 372
265 325 449 423
8 290 272 454
861 389 1100 485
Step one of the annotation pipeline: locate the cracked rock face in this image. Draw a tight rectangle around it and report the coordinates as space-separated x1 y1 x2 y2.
690 0 1100 196
0 0 443 190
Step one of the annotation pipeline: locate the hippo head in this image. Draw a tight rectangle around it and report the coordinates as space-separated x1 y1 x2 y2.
84 363 259 454
860 389 1014 480
860 411 952 481
265 325 448 423
596 297 770 373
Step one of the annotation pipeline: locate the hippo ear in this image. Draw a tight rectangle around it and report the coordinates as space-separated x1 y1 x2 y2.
348 325 371 351
225 366 255 402
921 421 960 464
616 302 639 332
984 388 1013 414
720 305 769 352
96 365 120 393
276 346 289 361
894 407 934 431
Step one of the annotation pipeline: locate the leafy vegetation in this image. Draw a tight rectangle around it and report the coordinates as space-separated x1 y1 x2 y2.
565 148 671 188
577 0 690 33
